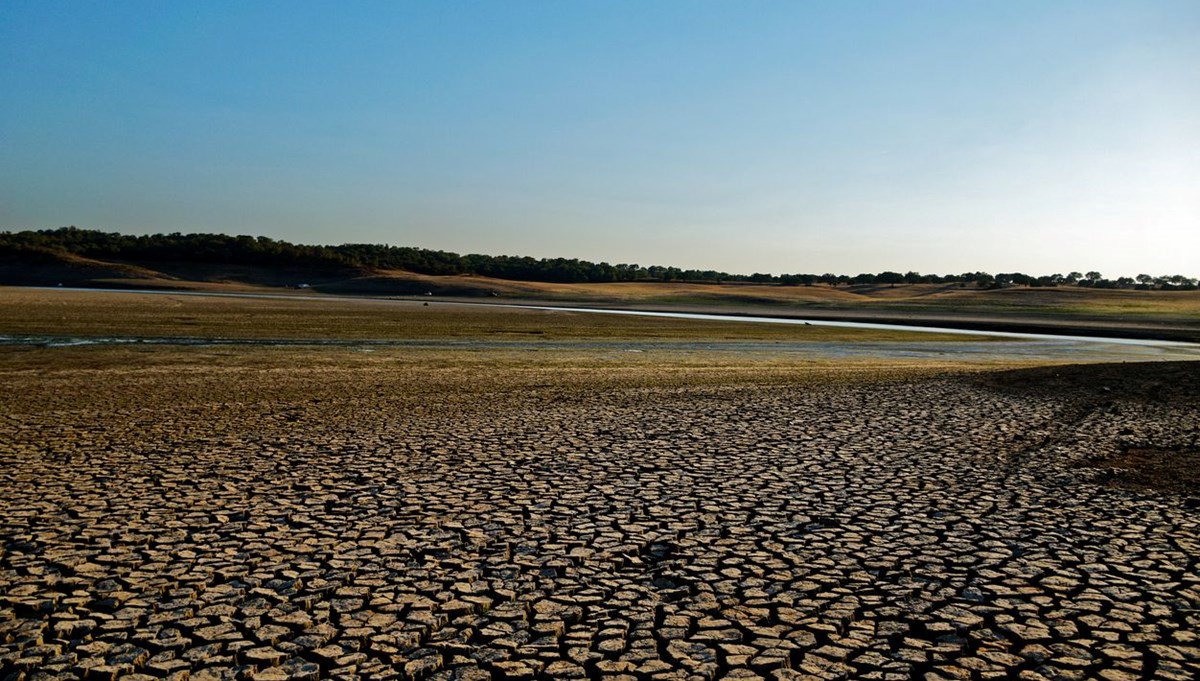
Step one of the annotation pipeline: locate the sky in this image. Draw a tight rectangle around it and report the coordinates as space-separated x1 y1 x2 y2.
2 1 1198 277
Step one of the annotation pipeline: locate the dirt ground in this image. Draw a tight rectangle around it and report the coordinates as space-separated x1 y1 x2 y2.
1 342 1197 680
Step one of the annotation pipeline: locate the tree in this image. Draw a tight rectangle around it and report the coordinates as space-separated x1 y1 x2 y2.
779 273 816 286
5 227 1193 292
997 272 1033 287
877 271 905 286
974 273 996 288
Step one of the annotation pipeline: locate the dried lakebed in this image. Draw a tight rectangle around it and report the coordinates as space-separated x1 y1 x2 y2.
1 352 1198 680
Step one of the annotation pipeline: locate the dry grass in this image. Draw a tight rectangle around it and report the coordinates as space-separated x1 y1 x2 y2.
0 288 990 342
371 272 865 303
16 256 1198 338
10 247 1199 323
889 286 1200 318
366 272 1200 320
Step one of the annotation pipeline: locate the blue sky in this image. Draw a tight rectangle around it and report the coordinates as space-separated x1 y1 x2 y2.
2 1 1197 276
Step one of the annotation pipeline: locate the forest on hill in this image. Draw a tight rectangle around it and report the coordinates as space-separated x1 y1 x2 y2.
2 227 1197 290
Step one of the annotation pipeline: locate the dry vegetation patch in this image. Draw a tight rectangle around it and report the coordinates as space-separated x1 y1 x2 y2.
0 288 987 342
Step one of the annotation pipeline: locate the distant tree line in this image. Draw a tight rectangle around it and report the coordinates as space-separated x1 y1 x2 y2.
2 227 1197 290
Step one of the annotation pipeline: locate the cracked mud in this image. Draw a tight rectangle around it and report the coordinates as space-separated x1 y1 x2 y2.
1 349 1198 680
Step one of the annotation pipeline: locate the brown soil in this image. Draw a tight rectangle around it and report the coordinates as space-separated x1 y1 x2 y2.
2 345 1197 678
1085 448 1200 496
978 360 1200 405
979 361 1200 495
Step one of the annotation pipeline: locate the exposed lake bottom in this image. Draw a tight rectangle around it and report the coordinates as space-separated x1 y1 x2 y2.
2 351 1197 679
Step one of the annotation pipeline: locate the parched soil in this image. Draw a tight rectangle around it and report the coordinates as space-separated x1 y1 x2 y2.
1084 448 1200 496
1 349 1198 680
979 361 1200 498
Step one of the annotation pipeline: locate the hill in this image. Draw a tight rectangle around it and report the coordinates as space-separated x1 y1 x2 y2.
2 227 1199 342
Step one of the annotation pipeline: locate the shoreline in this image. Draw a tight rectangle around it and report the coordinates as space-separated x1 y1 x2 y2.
467 297 1200 344
6 284 1200 346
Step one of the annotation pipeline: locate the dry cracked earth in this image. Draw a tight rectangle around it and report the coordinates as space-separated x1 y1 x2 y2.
1 349 1198 681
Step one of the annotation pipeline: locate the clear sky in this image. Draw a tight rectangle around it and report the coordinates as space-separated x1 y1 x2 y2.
2 1 1197 276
